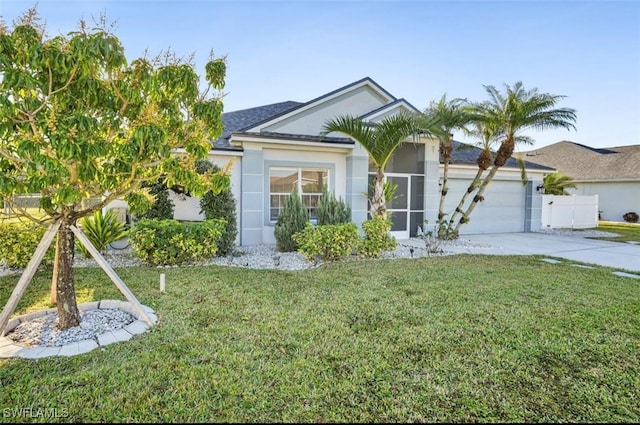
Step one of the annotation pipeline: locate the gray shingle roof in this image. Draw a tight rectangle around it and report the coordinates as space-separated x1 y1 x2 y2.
450 141 553 170
233 131 354 145
213 77 396 149
522 141 640 180
213 101 303 148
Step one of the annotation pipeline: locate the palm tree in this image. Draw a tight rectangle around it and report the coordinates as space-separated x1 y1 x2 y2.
417 95 471 228
542 172 577 195
452 82 577 234
321 112 419 219
446 116 501 235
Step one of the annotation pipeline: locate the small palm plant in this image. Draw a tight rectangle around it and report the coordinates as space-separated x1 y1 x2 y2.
542 172 577 195
78 209 129 258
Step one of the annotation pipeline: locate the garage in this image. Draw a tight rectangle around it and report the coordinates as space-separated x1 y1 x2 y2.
444 175 528 235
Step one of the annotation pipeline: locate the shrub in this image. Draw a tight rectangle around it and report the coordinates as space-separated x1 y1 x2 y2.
274 191 309 252
135 179 174 220
129 219 225 266
199 173 238 256
316 188 351 225
623 212 639 223
0 222 55 268
294 222 359 261
77 209 129 258
358 217 397 258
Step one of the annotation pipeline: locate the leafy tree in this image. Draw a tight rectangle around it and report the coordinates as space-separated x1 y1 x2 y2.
321 112 420 219
135 178 175 221
542 172 577 195
0 9 229 329
449 82 577 234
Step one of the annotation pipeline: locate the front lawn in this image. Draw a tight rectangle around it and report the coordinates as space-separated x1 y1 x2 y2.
591 221 640 244
1 256 638 422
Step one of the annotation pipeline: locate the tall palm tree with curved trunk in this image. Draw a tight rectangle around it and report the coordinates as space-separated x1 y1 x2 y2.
417 95 471 228
446 117 501 235
452 82 577 234
321 112 420 219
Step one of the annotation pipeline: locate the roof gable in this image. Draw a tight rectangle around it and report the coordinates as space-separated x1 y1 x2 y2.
359 98 420 122
243 77 399 136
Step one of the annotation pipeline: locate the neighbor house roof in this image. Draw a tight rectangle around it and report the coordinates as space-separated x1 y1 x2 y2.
522 141 640 181
450 141 553 170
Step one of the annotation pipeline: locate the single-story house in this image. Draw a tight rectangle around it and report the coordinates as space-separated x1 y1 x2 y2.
115 77 552 245
523 141 640 222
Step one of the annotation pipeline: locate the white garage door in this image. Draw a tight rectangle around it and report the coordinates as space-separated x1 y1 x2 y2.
444 178 526 234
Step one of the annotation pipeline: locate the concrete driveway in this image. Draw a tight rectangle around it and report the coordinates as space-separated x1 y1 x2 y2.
450 232 640 272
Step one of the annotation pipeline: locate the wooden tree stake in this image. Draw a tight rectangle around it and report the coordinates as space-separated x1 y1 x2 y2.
0 220 61 336
51 236 59 305
70 225 153 327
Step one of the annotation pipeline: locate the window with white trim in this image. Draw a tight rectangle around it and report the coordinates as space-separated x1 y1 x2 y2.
269 167 328 221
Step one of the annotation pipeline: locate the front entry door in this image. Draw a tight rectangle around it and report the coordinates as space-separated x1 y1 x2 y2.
386 175 410 240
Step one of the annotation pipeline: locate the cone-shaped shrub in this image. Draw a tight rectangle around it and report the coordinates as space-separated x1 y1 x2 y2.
316 188 351 225
274 191 309 252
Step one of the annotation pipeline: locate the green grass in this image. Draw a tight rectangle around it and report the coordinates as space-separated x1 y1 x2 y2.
1 256 639 422
0 208 48 225
589 221 640 244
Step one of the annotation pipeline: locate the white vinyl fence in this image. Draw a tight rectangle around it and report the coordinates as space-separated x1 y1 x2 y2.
541 195 599 229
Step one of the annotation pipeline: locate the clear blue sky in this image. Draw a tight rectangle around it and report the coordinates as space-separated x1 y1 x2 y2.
2 0 639 149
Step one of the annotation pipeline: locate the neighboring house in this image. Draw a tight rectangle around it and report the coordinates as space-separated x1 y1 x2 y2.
523 141 640 222
116 77 551 245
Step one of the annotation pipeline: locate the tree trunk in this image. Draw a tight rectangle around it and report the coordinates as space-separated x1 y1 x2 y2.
437 137 452 223
453 165 501 234
56 216 81 329
447 167 485 232
370 168 386 219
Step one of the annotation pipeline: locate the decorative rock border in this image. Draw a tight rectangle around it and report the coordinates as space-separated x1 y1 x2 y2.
0 300 157 359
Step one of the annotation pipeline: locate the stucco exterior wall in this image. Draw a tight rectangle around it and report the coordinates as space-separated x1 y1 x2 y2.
260 148 349 245
568 181 640 222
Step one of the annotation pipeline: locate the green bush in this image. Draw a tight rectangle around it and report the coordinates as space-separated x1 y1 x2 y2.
78 210 129 258
274 191 309 252
199 174 238 256
135 179 174 220
129 219 225 266
358 217 397 258
316 188 351 225
294 222 359 261
623 212 639 223
0 222 55 268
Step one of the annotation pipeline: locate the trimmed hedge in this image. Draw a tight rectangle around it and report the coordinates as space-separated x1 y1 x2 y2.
293 222 359 261
623 212 639 223
129 219 225 266
0 222 55 268
358 217 397 258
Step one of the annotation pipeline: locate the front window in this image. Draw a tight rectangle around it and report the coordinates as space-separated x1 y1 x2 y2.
269 167 328 221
